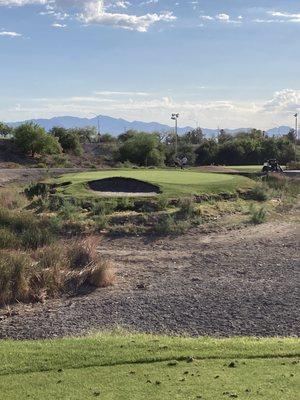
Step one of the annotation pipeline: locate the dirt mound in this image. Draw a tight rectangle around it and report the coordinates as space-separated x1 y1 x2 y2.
88 177 161 194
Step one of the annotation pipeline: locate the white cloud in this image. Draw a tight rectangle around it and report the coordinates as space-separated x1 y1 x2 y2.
0 0 176 32
94 90 150 96
200 12 242 25
81 12 176 33
216 13 230 22
0 0 46 5
52 22 67 27
255 11 300 24
263 89 300 113
0 30 22 37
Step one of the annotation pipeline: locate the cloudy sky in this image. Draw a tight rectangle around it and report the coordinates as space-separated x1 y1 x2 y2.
0 0 299 129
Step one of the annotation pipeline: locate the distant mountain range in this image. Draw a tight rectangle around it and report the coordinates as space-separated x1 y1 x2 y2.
9 115 292 137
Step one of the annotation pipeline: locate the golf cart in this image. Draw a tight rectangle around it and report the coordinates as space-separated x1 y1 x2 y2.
262 159 283 173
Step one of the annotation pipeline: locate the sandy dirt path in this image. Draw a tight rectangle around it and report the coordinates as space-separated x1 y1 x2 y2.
1 219 299 339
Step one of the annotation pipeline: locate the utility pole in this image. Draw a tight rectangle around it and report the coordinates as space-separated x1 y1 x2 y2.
171 113 179 157
294 113 298 162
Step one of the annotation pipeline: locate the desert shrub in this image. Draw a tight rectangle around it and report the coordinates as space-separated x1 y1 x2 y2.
29 197 50 213
92 200 117 215
82 261 115 288
157 195 169 211
154 214 191 235
249 205 267 224
25 183 51 199
35 162 48 169
94 214 108 231
21 227 55 250
116 197 134 211
0 228 19 249
58 202 79 220
67 239 97 270
178 197 196 217
28 267 65 302
34 244 66 269
47 195 67 211
0 252 30 304
246 185 268 202
0 189 26 210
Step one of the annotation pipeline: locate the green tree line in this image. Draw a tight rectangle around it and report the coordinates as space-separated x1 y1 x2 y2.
0 121 297 166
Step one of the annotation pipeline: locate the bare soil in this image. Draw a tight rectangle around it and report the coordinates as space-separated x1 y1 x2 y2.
1 218 299 339
0 168 85 187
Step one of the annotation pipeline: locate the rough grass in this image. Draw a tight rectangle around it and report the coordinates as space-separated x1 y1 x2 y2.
52 169 255 199
0 334 298 400
0 238 115 305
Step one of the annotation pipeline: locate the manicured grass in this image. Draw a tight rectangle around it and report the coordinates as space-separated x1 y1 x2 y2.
53 169 255 198
0 333 299 399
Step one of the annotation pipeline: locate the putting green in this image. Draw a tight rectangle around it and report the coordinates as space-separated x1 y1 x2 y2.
54 169 255 198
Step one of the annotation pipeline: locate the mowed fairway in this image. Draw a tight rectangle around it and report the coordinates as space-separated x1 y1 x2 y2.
0 334 299 400
55 169 254 198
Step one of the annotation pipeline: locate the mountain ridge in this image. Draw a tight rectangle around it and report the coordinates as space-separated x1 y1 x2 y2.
8 115 292 137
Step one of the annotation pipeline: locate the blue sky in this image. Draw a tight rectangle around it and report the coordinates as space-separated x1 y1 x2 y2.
0 0 299 128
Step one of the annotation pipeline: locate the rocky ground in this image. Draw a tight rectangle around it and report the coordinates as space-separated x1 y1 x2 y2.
0 218 299 339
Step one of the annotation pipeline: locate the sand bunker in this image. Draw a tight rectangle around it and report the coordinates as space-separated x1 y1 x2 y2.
88 177 161 197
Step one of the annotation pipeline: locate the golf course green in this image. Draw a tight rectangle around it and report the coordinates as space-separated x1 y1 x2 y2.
0 333 298 399
54 169 255 198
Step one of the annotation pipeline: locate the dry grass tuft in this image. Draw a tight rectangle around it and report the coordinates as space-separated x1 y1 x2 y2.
0 188 27 210
84 260 116 288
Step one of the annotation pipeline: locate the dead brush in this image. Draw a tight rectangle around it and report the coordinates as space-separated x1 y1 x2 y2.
67 237 99 270
72 259 116 289
28 266 66 302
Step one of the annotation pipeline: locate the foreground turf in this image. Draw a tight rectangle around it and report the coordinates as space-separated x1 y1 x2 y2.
0 334 299 399
54 169 254 198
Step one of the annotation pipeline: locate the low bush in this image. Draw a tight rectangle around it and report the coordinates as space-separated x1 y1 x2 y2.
0 228 19 249
246 185 269 201
0 189 26 210
157 195 169 211
58 202 80 220
76 260 116 288
116 197 134 211
94 214 108 231
249 205 267 224
178 197 196 217
154 214 191 235
67 238 98 270
25 183 51 199
92 199 117 215
21 227 55 250
0 252 30 304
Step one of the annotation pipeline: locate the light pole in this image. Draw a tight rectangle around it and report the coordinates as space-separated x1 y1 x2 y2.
294 113 298 162
91 113 101 143
171 113 179 157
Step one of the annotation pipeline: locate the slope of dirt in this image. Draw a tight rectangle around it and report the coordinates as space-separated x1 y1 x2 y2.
0 168 86 187
1 219 299 339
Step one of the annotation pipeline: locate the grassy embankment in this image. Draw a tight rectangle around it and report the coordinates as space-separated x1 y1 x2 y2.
0 333 299 400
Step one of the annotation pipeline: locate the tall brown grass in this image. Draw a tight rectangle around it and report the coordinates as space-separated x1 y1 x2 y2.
0 238 116 306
